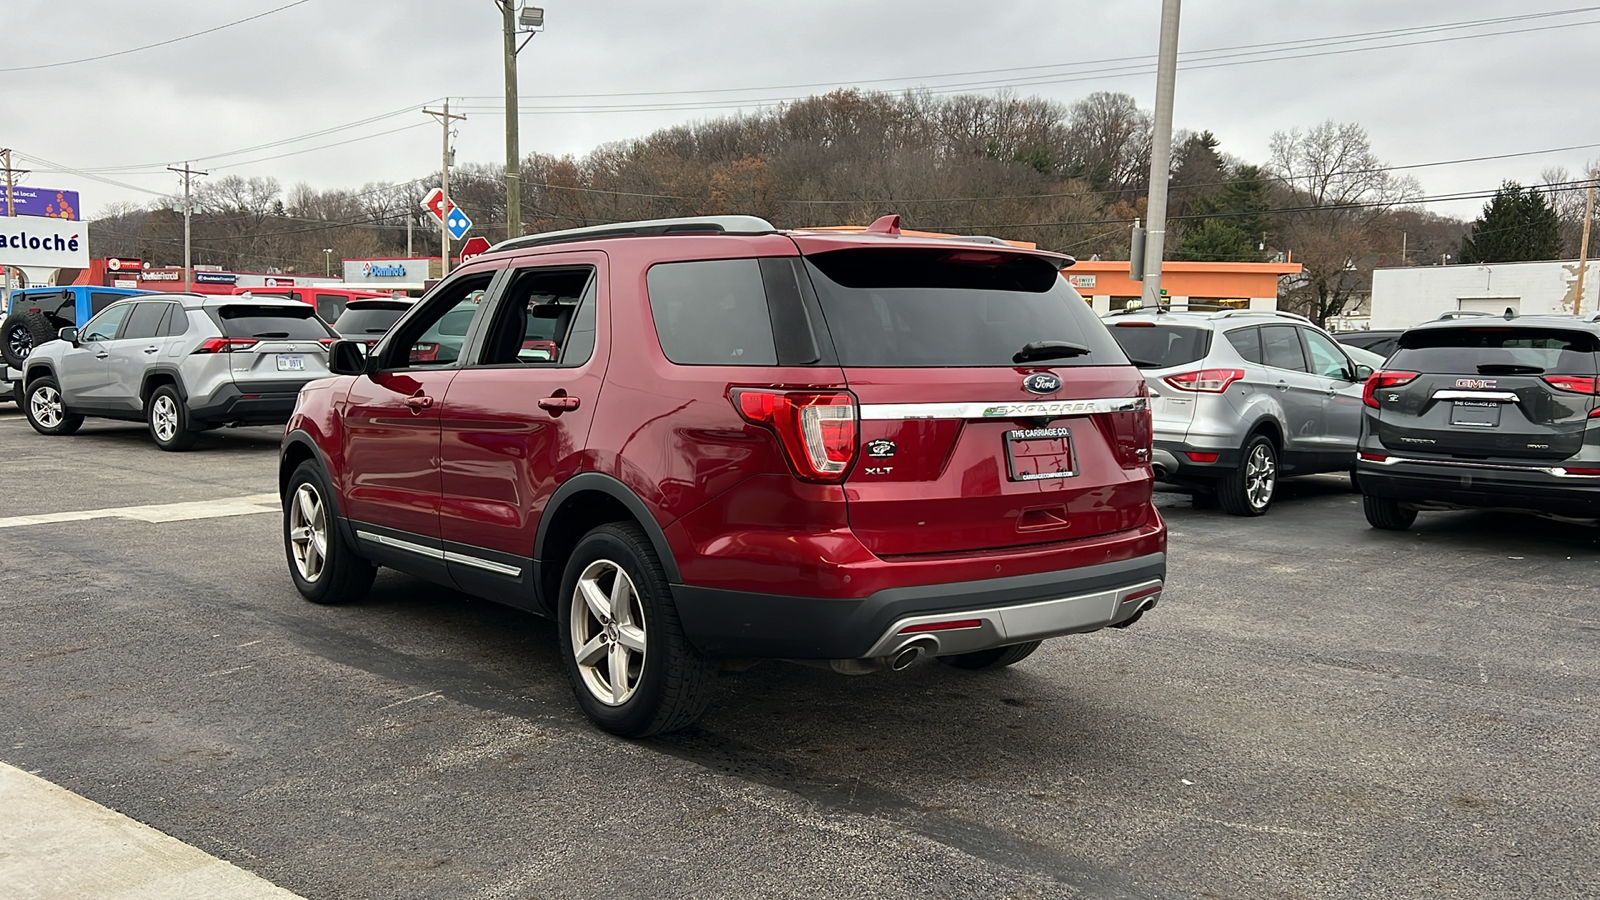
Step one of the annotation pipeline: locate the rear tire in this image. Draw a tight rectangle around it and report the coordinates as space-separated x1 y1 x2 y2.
1218 434 1277 517
146 385 198 451
2 311 55 369
558 523 714 737
284 460 375 604
938 640 1043 671
23 377 83 436
1363 494 1417 531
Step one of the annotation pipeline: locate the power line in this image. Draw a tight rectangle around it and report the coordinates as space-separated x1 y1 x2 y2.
0 0 319 73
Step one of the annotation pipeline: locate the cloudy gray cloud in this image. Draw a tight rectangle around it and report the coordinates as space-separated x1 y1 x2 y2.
2 0 1595 220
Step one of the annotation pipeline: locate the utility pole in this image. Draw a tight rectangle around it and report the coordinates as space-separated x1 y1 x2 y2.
1138 0 1182 308
406 211 413 257
0 148 26 216
498 2 543 241
423 101 466 276
1575 169 1597 316
167 162 207 293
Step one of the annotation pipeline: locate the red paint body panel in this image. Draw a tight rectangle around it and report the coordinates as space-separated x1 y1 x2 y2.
341 370 457 537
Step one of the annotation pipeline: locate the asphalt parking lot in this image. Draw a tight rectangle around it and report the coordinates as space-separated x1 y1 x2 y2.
1 406 1597 900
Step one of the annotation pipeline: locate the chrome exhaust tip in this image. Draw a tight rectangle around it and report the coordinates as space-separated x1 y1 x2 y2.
887 637 938 671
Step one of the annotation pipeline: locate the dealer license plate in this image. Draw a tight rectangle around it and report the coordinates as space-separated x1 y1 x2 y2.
276 354 306 372
1450 400 1500 428
1004 427 1075 481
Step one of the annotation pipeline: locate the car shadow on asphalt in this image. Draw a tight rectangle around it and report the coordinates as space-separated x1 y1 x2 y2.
29 421 284 453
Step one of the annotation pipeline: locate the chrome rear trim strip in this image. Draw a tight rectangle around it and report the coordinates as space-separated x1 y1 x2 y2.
1361 456 1600 477
356 530 524 576
442 551 523 578
1431 390 1521 402
859 396 1147 420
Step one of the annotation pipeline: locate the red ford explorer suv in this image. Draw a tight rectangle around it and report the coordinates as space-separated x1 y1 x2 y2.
280 215 1166 736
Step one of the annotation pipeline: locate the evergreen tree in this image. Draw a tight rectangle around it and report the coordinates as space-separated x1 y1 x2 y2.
1175 163 1273 261
1459 182 1563 263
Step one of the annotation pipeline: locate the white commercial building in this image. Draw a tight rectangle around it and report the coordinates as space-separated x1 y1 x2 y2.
1368 259 1600 329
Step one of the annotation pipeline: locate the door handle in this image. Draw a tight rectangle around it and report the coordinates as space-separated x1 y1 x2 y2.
1275 381 1289 392
538 396 581 413
94 352 109 360
404 394 433 412
144 347 160 354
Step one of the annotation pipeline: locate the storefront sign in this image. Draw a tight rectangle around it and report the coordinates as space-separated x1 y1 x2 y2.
107 257 143 272
362 262 406 277
194 271 238 285
2 187 81 220
0 215 89 268
1068 274 1097 290
141 269 182 282
345 258 428 283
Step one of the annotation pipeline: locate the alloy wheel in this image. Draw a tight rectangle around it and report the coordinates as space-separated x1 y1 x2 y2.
1246 443 1276 509
287 484 328 583
569 558 648 707
7 327 31 360
151 395 179 442
30 386 62 428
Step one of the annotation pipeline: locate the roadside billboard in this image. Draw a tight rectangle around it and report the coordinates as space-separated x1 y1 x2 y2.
0 215 89 269
2 187 81 220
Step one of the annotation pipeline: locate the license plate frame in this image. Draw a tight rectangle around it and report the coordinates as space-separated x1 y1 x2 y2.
275 354 306 372
1450 400 1501 428
1004 427 1075 481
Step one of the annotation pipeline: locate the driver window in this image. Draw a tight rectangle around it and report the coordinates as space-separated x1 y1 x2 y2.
1302 329 1352 380
376 273 494 370
82 303 133 341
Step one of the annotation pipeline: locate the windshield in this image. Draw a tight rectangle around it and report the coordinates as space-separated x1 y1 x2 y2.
1107 323 1213 369
803 249 1126 367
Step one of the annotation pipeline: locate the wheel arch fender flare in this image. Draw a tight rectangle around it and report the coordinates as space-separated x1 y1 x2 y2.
536 472 682 584
280 430 354 546
140 366 188 403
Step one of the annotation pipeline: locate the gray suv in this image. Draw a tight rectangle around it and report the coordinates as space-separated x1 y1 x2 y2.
1104 307 1374 515
21 293 334 450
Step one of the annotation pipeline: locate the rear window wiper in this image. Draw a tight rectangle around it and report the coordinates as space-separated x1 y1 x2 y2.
252 332 291 338
1013 341 1091 363
1124 357 1163 368
1476 363 1543 375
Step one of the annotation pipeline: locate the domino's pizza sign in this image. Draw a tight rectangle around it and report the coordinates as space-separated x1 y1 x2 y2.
0 214 89 268
361 261 407 278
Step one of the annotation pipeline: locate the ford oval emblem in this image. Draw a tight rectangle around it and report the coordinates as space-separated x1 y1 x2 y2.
1024 373 1062 394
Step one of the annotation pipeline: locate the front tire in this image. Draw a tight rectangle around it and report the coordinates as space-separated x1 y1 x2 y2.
558 523 713 737
147 385 198 451
1363 494 1417 531
24 377 83 436
283 460 375 604
1218 434 1277 516
938 640 1043 671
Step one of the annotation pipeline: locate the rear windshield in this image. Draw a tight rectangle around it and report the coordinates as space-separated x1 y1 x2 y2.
803 249 1126 367
1390 326 1599 375
1107 323 1212 369
215 304 332 340
334 305 409 336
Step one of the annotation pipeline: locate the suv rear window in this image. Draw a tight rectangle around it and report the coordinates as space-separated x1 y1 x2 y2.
803 249 1125 367
1108 323 1212 369
215 304 332 340
1391 326 1599 375
334 304 410 336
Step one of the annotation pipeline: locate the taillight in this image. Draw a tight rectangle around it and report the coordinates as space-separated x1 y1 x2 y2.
410 342 439 363
1543 375 1599 394
731 388 858 482
192 338 259 354
1164 368 1244 393
318 338 337 348
1362 370 1419 408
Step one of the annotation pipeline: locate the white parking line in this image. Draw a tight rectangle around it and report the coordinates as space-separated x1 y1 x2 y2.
0 762 303 899
0 494 280 530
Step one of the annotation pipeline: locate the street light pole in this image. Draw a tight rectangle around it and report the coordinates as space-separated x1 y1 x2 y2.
498 3 542 241
323 248 334 277
1139 0 1181 308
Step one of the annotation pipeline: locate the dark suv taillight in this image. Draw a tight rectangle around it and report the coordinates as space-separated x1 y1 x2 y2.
731 388 858 483
1544 376 1600 417
1362 370 1419 408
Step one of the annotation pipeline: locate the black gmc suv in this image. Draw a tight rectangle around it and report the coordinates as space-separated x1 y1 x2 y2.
1355 313 1600 529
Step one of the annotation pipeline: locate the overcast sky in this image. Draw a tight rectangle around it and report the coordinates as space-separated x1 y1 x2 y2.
2 0 1596 224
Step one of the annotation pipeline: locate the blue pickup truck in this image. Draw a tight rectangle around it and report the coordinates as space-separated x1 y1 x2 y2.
2 285 154 402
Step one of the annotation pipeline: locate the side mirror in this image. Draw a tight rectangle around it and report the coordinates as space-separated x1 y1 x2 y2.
58 327 79 346
328 339 372 376
1353 364 1375 381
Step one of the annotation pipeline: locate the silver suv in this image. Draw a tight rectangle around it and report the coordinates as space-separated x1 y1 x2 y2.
1103 307 1374 515
21 293 334 451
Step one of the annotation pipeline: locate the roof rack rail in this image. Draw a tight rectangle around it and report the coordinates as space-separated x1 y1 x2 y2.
1435 310 1491 320
486 215 777 255
1207 308 1314 325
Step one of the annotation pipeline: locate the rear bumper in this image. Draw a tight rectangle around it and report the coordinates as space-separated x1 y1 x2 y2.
1152 437 1241 481
671 551 1166 659
1357 457 1600 519
189 383 302 425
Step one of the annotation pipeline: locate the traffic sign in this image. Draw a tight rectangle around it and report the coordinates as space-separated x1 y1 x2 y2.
459 236 492 262
446 208 473 240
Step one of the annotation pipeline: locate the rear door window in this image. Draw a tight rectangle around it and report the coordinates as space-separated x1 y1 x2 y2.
1107 323 1212 369
1261 325 1307 372
119 301 168 340
647 259 777 365
1389 327 1600 375
803 249 1124 367
215 304 333 340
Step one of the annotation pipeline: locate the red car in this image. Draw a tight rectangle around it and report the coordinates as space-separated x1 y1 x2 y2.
280 215 1166 736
